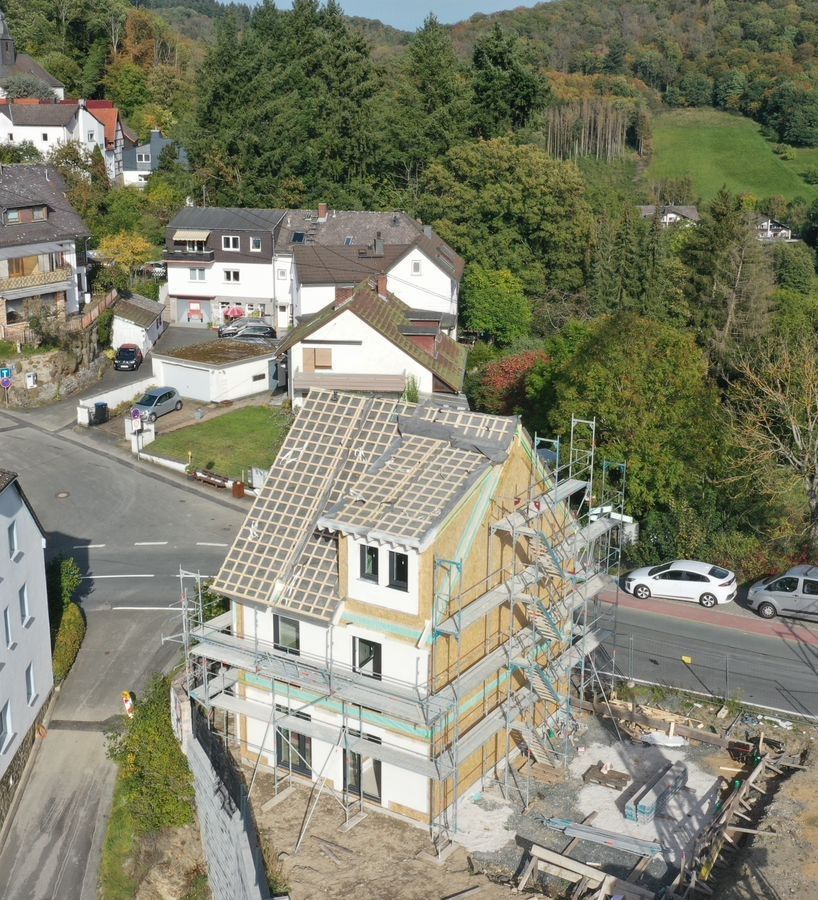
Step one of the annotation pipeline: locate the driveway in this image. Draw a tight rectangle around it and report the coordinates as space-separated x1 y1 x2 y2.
0 407 244 899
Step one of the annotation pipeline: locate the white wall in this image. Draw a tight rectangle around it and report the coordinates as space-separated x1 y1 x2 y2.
297 284 336 317
0 482 52 780
288 310 434 405
346 537 420 616
151 356 273 403
111 315 163 356
387 247 457 318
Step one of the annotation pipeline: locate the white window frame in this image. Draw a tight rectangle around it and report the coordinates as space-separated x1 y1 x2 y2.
0 701 12 753
3 606 12 649
19 583 31 626
411 259 422 276
87 130 95 142
222 235 240 251
6 209 19 224
277 268 288 280
224 269 240 283
7 520 17 558
189 268 206 282
25 663 36 706
250 237 262 252
33 206 46 222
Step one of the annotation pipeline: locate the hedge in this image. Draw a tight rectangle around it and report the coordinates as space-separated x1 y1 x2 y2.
53 602 86 683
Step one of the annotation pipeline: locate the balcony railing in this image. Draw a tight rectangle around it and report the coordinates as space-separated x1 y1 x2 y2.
0 265 73 293
163 248 215 262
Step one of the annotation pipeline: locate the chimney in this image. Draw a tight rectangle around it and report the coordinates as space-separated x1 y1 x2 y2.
423 225 433 239
373 231 384 257
376 274 388 298
318 202 328 221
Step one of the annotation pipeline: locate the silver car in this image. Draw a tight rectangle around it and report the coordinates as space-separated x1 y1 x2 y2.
132 387 182 422
747 564 818 620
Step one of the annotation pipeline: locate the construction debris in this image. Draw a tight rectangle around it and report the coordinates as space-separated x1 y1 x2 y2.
537 817 665 857
581 760 630 789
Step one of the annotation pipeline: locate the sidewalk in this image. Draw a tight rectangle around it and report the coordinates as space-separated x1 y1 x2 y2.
604 589 818 647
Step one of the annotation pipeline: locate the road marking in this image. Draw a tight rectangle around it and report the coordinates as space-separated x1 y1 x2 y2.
72 543 106 549
196 542 229 547
112 606 176 610
81 574 155 579
134 541 168 546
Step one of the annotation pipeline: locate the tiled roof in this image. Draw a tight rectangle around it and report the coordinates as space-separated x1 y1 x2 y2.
87 105 120 148
277 283 467 392
0 468 16 493
211 390 516 621
637 204 700 223
0 164 90 248
113 294 164 329
168 207 287 232
0 54 63 89
0 101 76 126
292 244 405 285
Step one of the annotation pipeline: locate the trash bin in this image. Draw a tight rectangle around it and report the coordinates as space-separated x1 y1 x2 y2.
94 402 109 425
231 481 245 499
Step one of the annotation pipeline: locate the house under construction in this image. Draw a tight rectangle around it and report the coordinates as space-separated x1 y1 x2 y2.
183 389 625 844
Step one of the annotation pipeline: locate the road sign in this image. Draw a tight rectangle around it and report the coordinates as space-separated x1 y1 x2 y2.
0 377 11 390
0 367 11 379
131 407 142 420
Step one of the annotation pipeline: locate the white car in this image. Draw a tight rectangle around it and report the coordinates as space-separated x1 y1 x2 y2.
624 560 737 608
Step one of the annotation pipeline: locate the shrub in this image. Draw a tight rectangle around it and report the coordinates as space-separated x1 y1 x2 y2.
52 602 86 683
97 308 114 346
46 554 83 636
803 167 818 185
106 674 194 834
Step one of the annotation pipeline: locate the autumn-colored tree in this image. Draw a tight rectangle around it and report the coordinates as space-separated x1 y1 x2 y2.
98 232 153 282
469 350 548 415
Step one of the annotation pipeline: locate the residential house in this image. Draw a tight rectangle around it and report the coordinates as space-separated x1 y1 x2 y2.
122 129 188 188
0 469 52 832
0 12 64 101
163 207 289 330
0 164 90 344
111 293 166 356
275 277 466 406
636 204 700 227
754 215 794 242
163 205 463 334
186 390 618 832
0 99 128 182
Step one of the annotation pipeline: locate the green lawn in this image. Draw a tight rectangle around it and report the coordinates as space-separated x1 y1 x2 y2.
645 108 818 202
99 772 139 899
148 405 292 481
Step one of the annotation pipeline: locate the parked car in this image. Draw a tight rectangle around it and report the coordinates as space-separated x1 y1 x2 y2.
624 560 737 608
747 565 818 620
231 323 277 341
217 317 247 338
113 344 143 371
132 387 182 422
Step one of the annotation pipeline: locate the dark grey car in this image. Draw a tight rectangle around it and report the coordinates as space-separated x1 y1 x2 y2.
132 387 182 422
747 564 818 620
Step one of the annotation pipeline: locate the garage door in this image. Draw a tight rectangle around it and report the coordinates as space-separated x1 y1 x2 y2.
162 362 211 402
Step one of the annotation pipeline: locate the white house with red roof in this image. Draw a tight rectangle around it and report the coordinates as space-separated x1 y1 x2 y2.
0 99 128 182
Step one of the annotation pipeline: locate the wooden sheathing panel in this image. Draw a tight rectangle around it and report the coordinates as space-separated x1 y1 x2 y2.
432 436 535 692
389 800 432 824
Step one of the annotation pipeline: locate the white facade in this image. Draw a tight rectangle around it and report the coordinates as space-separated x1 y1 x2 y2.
151 353 276 403
287 310 435 406
235 599 432 817
0 105 121 181
167 254 293 332
0 479 52 782
386 247 458 320
111 313 163 356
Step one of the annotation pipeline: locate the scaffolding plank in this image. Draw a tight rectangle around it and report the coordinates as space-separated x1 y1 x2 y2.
190 685 455 780
492 478 588 534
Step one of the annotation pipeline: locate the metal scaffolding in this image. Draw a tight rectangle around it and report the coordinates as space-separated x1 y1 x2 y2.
179 418 625 852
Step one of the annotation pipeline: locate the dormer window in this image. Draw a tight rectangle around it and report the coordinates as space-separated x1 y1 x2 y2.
5 209 19 224
344 236 353 246
33 206 46 221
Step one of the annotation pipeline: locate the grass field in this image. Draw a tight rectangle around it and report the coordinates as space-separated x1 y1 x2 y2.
149 405 292 480
645 108 818 203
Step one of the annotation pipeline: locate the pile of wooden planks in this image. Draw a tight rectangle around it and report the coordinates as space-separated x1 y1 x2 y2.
582 760 630 789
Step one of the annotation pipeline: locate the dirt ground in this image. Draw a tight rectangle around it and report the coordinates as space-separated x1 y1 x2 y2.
249 771 512 900
716 752 818 899
129 823 210 900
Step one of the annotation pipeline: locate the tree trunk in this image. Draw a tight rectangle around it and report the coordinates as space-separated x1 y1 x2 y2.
808 473 818 558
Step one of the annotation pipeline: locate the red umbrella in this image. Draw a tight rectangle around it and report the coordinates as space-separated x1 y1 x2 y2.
224 306 245 319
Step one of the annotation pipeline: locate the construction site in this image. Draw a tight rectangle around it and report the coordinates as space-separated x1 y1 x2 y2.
176 389 813 899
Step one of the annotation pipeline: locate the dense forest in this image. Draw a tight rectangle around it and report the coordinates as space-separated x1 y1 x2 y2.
2 0 818 572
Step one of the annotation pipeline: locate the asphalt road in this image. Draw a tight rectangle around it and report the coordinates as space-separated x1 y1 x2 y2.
0 402 244 899
603 591 818 720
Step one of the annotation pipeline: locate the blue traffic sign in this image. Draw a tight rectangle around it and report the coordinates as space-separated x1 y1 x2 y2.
0 377 11 390
131 407 142 420
0 368 11 380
